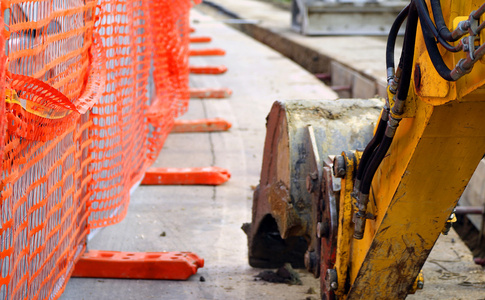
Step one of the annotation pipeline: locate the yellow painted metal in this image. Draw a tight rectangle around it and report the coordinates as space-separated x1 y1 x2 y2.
334 151 357 297
409 271 424 294
415 0 485 105
389 86 417 118
413 50 450 99
335 1 485 299
349 99 485 299
442 211 457 234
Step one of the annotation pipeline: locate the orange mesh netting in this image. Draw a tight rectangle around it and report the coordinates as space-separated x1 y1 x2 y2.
0 0 198 299
146 0 194 163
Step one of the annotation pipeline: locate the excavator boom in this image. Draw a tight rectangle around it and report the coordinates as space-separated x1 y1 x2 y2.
246 1 485 299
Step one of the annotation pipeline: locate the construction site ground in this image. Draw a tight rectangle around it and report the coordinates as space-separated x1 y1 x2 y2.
62 3 485 300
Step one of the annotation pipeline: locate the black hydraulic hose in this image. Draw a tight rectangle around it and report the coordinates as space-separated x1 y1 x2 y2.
430 0 460 42
395 2 419 109
355 110 388 182
356 5 409 184
386 4 411 71
360 136 393 195
359 3 419 196
415 0 460 52
420 12 455 81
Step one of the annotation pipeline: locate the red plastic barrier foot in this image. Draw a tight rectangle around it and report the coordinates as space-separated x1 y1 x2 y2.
72 250 204 280
189 48 226 56
172 118 232 133
190 88 232 99
142 167 231 185
190 36 212 43
189 65 228 74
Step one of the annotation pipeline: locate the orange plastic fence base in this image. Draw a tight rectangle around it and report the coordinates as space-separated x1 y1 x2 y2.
189 48 226 56
190 88 232 99
189 65 228 74
172 118 232 132
141 167 231 185
72 250 204 280
190 36 212 43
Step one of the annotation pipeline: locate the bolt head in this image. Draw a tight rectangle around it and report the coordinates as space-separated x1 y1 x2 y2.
304 251 316 273
417 281 424 289
325 268 338 291
442 222 452 235
333 155 346 178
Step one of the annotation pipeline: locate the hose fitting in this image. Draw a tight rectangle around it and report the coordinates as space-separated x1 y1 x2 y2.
353 193 369 240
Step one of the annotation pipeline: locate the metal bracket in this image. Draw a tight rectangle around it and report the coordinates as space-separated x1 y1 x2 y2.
304 125 323 277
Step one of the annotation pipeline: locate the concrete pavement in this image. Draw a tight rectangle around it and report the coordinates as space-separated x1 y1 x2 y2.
62 9 335 300
61 5 485 300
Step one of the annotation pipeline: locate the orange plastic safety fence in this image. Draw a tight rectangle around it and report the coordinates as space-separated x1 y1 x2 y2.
0 114 91 300
0 0 197 299
145 0 195 163
88 0 194 227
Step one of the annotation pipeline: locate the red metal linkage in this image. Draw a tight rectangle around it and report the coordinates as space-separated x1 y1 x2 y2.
190 36 212 43
142 167 231 185
189 48 226 56
72 250 204 280
189 65 228 74
190 88 232 99
475 257 485 266
455 206 485 215
172 118 232 133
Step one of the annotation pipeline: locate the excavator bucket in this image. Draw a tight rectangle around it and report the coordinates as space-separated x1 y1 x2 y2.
244 99 382 269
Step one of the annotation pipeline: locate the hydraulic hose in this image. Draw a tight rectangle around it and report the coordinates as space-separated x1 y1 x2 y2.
355 109 388 184
395 2 419 114
419 11 455 81
353 126 395 239
356 4 409 186
386 4 411 71
360 135 394 195
354 2 419 239
430 0 460 42
414 0 460 52
360 3 419 196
